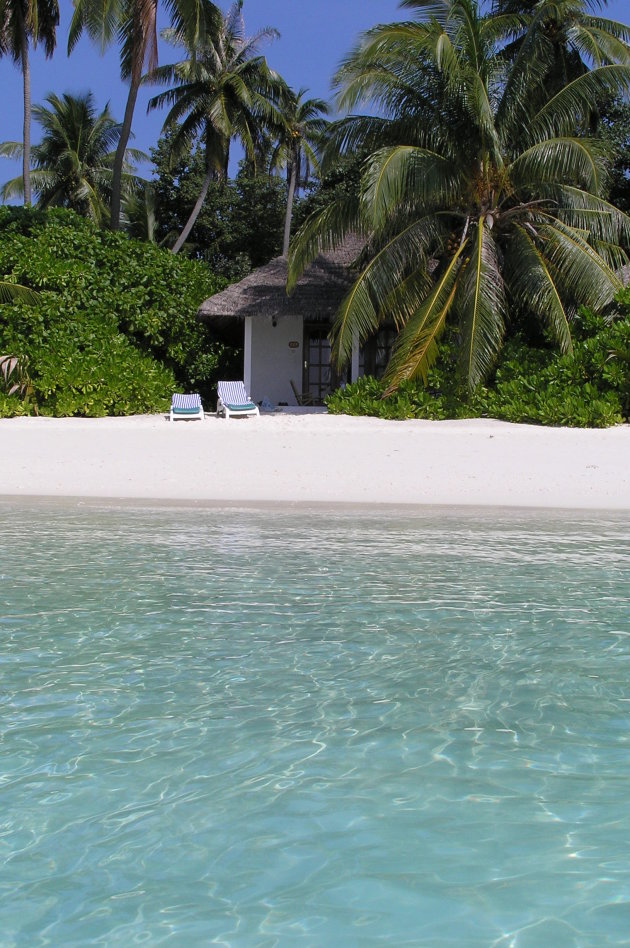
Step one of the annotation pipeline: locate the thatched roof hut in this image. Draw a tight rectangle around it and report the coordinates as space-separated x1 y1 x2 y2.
197 238 363 339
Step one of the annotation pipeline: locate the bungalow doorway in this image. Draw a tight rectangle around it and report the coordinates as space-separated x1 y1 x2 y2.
303 324 334 404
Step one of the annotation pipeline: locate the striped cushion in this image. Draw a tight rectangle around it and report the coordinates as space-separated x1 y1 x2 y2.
217 381 251 406
172 393 202 411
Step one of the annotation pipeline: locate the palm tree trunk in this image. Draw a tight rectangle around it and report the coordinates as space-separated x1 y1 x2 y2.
282 161 297 257
110 77 140 230
172 137 228 255
171 167 213 254
18 10 32 206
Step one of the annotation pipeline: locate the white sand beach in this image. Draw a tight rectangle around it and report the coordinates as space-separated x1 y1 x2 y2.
2 409 630 509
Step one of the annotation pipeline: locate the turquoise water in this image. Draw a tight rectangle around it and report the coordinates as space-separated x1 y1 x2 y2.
2 502 630 946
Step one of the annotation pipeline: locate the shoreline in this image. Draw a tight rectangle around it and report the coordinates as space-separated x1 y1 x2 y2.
2 411 630 511
2 497 629 523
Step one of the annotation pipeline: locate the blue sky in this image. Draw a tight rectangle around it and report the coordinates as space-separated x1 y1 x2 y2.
1 0 629 192
0 0 402 189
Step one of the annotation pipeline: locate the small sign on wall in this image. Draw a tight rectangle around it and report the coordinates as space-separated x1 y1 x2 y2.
288 341 300 349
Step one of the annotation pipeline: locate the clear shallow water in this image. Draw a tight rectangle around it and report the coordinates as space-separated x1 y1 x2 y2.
1 502 630 946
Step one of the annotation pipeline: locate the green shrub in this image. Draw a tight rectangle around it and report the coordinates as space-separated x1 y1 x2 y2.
0 206 231 417
327 307 630 428
327 375 449 420
0 392 33 417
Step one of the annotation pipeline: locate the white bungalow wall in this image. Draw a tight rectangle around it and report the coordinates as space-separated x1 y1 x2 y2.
247 314 305 406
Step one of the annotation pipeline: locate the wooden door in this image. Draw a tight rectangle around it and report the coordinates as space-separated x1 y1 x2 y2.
303 325 333 404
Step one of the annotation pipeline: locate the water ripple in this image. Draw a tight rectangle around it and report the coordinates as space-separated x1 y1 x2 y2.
1 503 630 945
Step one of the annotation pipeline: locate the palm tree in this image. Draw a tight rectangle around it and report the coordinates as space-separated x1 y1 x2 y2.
493 0 630 72
0 0 59 205
123 180 160 241
269 87 329 256
147 0 282 254
0 91 145 224
289 0 630 393
68 0 210 230
494 0 630 125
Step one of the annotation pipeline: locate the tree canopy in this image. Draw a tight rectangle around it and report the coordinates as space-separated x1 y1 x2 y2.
147 0 283 252
289 0 630 391
68 0 210 228
1 91 144 223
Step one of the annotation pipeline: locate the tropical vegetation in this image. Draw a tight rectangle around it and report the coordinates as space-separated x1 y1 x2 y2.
2 0 630 426
289 0 630 394
268 86 329 255
147 0 282 252
0 91 145 223
327 298 630 427
0 205 230 416
68 0 211 230
151 134 286 275
0 0 59 204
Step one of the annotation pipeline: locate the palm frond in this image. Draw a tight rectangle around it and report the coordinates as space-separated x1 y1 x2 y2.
0 282 40 305
549 185 630 246
584 15 630 48
1 176 26 201
398 0 454 25
287 195 363 293
506 225 573 353
570 23 630 67
0 141 24 159
508 136 608 193
382 244 467 392
529 65 630 141
331 216 444 367
68 0 122 54
540 218 623 310
361 146 462 229
456 218 507 387
588 239 629 272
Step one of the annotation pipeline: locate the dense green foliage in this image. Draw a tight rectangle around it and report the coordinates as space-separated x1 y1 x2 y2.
291 0 630 393
147 0 283 253
152 136 285 276
327 307 630 428
0 92 142 223
601 98 630 215
0 206 229 417
292 150 363 232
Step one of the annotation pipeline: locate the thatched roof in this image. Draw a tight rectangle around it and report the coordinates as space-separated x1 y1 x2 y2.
619 264 630 286
197 238 363 332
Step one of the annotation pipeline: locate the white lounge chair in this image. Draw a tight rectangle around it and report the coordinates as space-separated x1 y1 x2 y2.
217 381 260 419
170 393 205 421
